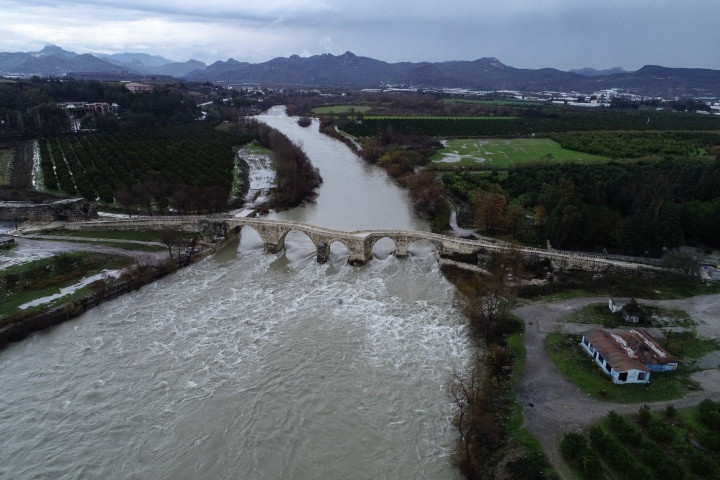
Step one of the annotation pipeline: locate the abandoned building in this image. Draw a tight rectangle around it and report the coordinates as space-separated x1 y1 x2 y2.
580 328 678 384
608 297 646 323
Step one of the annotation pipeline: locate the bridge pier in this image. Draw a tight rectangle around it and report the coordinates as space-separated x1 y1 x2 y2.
316 243 329 263
348 249 370 266
264 242 282 254
395 240 409 258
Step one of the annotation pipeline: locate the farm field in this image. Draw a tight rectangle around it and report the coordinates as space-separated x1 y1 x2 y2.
430 137 609 167
312 105 371 115
363 115 515 120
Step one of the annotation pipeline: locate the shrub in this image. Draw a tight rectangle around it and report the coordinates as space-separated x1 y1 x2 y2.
607 410 643 444
560 432 587 458
697 399 720 431
638 404 652 427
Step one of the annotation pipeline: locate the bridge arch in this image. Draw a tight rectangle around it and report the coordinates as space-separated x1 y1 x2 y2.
406 238 440 256
369 236 398 259
235 224 265 250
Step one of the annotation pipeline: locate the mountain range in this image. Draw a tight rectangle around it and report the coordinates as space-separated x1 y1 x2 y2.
2 45 720 97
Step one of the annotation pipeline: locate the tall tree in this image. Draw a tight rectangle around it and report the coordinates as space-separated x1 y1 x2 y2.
473 186 507 232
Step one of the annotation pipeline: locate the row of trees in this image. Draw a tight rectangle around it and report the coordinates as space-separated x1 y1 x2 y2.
562 403 720 479
443 157 720 255
339 107 720 138
115 182 229 215
550 131 720 159
38 112 323 214
445 251 553 479
39 123 239 206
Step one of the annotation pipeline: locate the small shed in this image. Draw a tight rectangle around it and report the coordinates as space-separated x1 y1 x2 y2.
608 297 645 323
621 299 645 324
608 298 629 313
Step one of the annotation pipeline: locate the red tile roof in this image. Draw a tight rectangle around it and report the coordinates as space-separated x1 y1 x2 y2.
584 329 677 373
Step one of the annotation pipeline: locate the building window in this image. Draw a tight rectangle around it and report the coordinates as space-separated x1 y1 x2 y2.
637 372 646 381
618 372 628 382
605 363 611 372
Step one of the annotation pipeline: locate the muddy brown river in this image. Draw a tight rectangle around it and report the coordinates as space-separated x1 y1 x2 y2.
0 108 469 479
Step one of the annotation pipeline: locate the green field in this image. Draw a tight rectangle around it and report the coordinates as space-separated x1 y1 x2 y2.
443 98 544 106
364 115 514 120
430 137 609 167
312 105 371 115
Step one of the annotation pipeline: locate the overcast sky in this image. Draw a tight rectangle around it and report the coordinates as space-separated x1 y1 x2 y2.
0 0 717 71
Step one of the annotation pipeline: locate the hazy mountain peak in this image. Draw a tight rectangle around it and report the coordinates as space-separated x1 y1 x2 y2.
36 44 76 58
94 52 173 67
571 67 628 76
474 57 506 69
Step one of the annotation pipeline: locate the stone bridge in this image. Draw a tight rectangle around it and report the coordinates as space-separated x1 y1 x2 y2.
59 215 676 278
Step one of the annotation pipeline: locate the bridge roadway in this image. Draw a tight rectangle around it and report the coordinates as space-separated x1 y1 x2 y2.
60 215 674 277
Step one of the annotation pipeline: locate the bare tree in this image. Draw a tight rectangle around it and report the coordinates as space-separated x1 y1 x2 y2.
159 229 185 259
447 353 507 479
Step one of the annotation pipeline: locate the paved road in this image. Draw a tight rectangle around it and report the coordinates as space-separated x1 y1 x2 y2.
513 294 720 480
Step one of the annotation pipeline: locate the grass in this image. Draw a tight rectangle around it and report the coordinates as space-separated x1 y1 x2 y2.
239 140 271 155
664 331 720 359
505 325 558 478
364 115 515 120
312 105 371 115
430 138 609 167
0 149 13 186
50 239 166 252
44 229 168 242
544 332 703 402
507 330 539 446
564 303 695 328
525 276 720 303
532 288 596 302
0 252 133 322
607 276 720 300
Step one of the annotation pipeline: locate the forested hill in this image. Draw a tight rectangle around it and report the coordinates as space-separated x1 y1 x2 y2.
185 52 720 97
3 46 720 97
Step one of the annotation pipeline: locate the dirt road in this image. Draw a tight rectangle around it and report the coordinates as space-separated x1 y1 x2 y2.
513 294 720 480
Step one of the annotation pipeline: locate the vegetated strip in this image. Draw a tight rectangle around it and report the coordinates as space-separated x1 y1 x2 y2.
38 228 172 242
312 105 371 115
0 252 133 321
341 109 720 137
562 402 720 479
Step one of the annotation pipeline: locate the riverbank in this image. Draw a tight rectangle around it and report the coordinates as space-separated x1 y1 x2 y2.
0 230 236 350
